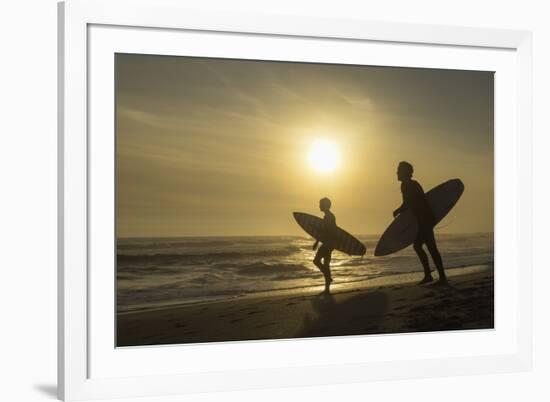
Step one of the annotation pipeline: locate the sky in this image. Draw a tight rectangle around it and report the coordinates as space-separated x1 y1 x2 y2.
116 53 494 237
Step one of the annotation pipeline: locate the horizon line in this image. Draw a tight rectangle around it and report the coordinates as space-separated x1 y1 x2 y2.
117 231 494 240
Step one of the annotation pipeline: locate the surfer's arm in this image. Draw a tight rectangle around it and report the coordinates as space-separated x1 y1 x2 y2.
394 182 415 217
319 213 336 243
393 203 406 217
394 183 408 217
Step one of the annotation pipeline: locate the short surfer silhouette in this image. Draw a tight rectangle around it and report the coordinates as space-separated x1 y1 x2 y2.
393 162 448 286
313 197 337 294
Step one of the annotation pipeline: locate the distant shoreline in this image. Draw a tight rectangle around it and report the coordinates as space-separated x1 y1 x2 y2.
117 263 494 347
117 263 491 315
117 231 495 241
116 233 494 315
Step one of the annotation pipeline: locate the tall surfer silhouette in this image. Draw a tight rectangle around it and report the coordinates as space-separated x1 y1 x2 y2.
393 162 448 285
312 197 337 294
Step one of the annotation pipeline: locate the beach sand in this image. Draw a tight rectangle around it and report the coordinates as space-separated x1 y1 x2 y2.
117 264 493 347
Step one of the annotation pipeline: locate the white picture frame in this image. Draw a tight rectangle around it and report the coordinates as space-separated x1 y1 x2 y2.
58 0 533 400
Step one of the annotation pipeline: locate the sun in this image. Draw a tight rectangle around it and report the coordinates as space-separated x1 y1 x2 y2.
308 139 340 173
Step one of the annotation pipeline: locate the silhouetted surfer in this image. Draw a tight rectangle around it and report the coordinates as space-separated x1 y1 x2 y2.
313 197 337 294
393 162 448 285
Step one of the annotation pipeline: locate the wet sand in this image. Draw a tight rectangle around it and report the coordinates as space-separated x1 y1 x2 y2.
117 264 494 347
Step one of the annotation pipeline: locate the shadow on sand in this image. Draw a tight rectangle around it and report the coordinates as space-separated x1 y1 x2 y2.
298 291 389 338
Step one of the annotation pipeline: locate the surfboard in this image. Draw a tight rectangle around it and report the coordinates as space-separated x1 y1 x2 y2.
293 212 366 256
374 179 465 257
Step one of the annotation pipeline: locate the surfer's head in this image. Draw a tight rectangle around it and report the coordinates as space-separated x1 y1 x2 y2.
319 197 332 212
397 161 413 181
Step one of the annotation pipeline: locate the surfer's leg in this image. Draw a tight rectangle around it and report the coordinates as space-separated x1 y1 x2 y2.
314 245 330 290
323 250 333 283
413 235 433 284
425 230 447 284
322 257 332 293
316 245 332 293
313 247 324 272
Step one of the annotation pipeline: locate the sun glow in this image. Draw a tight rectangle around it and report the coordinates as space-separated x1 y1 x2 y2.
308 139 340 173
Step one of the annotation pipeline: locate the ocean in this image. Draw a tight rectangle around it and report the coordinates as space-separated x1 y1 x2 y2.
116 233 493 313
